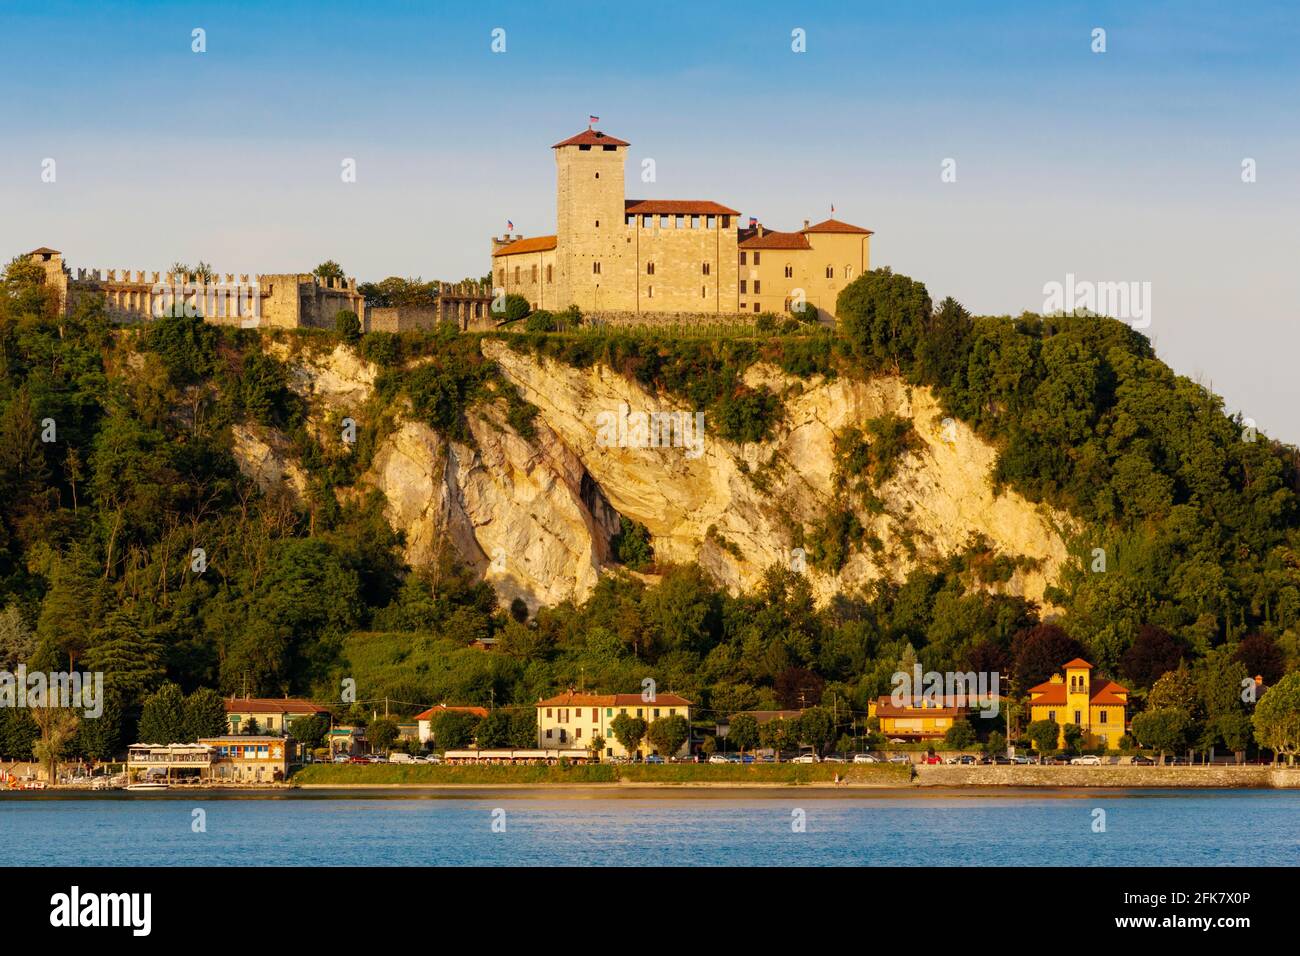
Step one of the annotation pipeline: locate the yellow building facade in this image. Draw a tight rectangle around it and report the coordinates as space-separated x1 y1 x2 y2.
869 697 964 740
1027 659 1129 750
492 127 871 318
536 691 692 759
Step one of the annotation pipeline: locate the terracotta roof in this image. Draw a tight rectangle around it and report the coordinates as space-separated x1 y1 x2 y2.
801 218 873 235
224 698 331 715
492 235 557 257
1028 676 1128 707
553 129 630 148
875 703 964 718
739 230 811 250
1027 685 1067 705
414 704 489 720
1063 658 1093 669
625 199 740 216
537 691 692 708
27 247 61 256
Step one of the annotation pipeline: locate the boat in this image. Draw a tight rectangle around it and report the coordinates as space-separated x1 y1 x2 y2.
124 782 169 792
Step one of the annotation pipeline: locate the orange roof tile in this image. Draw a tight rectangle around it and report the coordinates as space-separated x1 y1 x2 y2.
224 698 331 715
414 704 489 720
624 199 740 216
537 691 692 708
801 218 873 235
492 235 557 257
1027 686 1067 705
1063 658 1093 669
739 230 811 250
553 129 630 148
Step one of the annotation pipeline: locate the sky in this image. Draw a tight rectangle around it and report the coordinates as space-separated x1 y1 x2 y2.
2 0 1298 441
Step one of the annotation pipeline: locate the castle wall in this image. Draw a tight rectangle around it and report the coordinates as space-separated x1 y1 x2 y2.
742 231 870 317
626 215 740 314
555 144 630 312
495 248 558 311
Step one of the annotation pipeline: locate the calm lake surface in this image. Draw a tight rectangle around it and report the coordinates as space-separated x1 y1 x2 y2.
3 789 1297 866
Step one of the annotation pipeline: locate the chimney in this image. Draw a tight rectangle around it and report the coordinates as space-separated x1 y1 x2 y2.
757 225 765 238
803 219 810 229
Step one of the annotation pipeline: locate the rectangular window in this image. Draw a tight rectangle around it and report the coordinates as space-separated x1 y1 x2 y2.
647 286 653 298
647 262 655 275
753 302 760 312
547 709 552 718
594 220 599 228
740 251 747 265
706 216 715 229
642 215 652 228
606 708 613 717
592 708 598 721
514 266 520 283
576 727 582 738
636 709 643 718
1099 711 1108 724
546 729 553 739
691 215 700 228
653 709 661 719
740 280 747 294
825 265 834 278
701 286 706 298
702 262 710 275
675 215 684 229
1048 710 1056 722
1074 710 1082 725
593 262 601 275
754 280 761 294
497 269 504 285
660 215 669 228
784 265 793 278
721 215 730 228
753 251 761 265
626 214 636 227
546 265 553 283
531 265 537 282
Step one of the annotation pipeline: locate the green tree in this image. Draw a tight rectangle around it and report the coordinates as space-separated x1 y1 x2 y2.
646 714 690 758
796 706 836 756
1131 707 1193 764
313 260 345 282
609 713 647 758
183 687 230 741
943 718 977 750
1061 722 1085 754
367 717 400 753
760 717 794 761
1026 718 1060 757
835 268 932 371
288 714 329 749
427 711 477 750
727 713 760 756
335 309 361 344
984 730 1007 757
1253 673 1300 765
137 683 189 744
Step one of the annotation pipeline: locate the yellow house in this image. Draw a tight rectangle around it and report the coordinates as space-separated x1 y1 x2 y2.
869 696 964 740
536 691 692 759
1027 658 1128 750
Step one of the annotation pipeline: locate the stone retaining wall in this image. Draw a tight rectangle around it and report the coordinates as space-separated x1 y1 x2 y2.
913 765 1300 788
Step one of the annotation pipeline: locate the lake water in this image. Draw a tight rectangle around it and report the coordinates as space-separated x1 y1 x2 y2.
3 788 1297 866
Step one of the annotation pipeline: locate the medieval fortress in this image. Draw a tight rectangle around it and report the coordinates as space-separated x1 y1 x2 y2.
28 126 872 330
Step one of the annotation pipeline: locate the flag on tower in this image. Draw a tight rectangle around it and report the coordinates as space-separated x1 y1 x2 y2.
831 203 836 215
589 115 600 126
748 217 757 228
507 220 514 232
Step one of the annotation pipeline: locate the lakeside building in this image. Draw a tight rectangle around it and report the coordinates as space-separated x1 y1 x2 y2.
327 726 367 757
535 691 692 759
869 697 970 741
126 736 293 783
1027 658 1129 750
224 697 332 736
492 127 872 319
413 704 490 745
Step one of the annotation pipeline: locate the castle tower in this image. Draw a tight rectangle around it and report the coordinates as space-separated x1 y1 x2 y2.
553 128 630 311
26 247 69 314
1063 658 1093 737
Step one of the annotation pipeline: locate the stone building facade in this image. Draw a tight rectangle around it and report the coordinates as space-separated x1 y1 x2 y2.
492 127 874 319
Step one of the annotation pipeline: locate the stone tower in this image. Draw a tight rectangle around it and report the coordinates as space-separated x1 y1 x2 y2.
553 128 630 311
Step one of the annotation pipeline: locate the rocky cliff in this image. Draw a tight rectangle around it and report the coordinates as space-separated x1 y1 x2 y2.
231 339 1073 613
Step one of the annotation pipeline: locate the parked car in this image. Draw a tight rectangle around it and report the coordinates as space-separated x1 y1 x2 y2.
792 754 819 764
333 754 351 764
887 755 911 765
708 754 729 764
1070 755 1102 765
1010 754 1033 765
1130 755 1155 766
991 755 1012 765
389 753 414 764
955 754 977 765
347 755 369 764
852 754 879 764
822 755 846 763
1167 755 1188 766
645 754 665 764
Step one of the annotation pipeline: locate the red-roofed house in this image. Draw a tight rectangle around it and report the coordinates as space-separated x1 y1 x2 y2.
1027 659 1129 750
536 690 692 759
414 704 491 744
223 697 331 737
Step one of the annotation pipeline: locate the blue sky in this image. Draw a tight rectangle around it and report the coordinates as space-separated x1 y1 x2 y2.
2 1 1298 440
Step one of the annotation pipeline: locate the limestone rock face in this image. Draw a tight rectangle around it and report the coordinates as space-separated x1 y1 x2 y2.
267 338 1071 612
230 423 307 500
